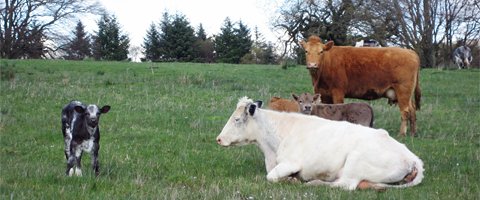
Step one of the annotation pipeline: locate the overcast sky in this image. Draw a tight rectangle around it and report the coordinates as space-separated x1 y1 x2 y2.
83 0 281 49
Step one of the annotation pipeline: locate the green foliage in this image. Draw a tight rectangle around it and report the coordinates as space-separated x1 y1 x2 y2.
215 18 253 64
63 21 91 60
0 60 479 199
155 12 197 62
142 23 162 62
92 13 130 61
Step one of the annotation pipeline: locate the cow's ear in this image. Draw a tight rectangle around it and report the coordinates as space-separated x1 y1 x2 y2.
248 104 257 116
74 105 85 114
299 41 306 49
100 105 111 114
292 93 299 101
254 100 263 108
324 41 334 51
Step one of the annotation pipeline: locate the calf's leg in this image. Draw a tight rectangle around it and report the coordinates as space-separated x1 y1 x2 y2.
92 143 100 177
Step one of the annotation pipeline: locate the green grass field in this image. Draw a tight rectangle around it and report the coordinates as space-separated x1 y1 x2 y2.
1 60 479 199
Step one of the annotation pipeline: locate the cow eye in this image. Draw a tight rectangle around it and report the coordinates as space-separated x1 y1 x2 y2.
234 118 241 123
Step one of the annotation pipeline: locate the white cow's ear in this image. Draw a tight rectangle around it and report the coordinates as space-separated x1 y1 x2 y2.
248 104 257 116
254 100 263 108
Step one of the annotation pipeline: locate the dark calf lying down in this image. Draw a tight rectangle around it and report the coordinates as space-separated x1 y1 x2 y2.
292 93 374 127
61 100 110 176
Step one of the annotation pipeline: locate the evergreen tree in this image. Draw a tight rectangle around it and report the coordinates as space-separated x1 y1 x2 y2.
92 13 130 61
196 24 207 40
193 23 214 62
214 18 237 63
215 18 253 64
143 22 162 61
263 42 277 64
157 12 196 61
64 21 91 60
234 21 253 62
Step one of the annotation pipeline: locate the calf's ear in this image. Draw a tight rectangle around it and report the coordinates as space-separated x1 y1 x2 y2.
313 94 321 102
74 106 85 113
100 105 111 113
292 93 299 101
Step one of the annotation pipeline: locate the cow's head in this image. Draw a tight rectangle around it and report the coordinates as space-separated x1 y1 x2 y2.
74 104 111 127
300 35 334 69
292 93 321 114
216 97 263 147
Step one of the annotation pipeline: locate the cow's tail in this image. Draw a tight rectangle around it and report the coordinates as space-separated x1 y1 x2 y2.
414 69 421 110
373 157 424 189
369 106 375 128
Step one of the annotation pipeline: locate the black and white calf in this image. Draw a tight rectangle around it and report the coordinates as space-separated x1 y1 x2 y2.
61 100 110 176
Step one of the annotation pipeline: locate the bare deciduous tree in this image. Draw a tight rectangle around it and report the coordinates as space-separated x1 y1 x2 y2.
272 0 359 58
0 0 101 59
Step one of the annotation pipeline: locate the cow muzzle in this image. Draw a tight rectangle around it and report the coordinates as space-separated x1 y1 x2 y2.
306 63 318 69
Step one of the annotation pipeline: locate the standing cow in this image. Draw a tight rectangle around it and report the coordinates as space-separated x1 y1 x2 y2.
216 97 424 190
453 46 473 69
300 35 421 136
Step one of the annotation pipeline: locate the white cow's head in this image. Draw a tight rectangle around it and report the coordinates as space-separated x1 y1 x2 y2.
216 97 263 147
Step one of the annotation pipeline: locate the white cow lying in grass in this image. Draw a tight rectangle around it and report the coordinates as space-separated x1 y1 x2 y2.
216 97 424 190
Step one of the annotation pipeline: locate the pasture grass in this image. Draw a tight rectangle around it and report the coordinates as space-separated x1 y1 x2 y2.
0 59 479 199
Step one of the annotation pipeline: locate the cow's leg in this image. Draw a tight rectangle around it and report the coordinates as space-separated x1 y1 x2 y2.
321 95 333 104
331 89 345 104
395 86 415 136
92 143 100 177
266 162 301 182
409 103 417 136
357 180 387 191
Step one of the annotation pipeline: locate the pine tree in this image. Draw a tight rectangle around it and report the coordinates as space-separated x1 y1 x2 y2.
158 13 196 61
194 23 214 63
92 14 130 61
64 21 91 60
196 24 207 40
215 18 253 64
214 18 237 63
234 21 252 63
143 23 161 61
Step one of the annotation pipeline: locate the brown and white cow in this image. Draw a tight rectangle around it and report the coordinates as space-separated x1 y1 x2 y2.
300 35 421 136
216 97 424 190
292 92 374 127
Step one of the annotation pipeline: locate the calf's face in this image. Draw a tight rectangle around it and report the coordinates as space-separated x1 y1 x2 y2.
74 105 111 127
292 93 320 114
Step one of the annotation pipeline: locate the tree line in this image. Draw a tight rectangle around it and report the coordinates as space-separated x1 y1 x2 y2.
142 13 277 64
1 0 478 67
